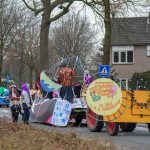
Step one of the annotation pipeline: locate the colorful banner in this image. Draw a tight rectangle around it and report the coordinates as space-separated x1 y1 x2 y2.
86 78 122 116
50 99 71 126
30 98 71 126
40 71 62 92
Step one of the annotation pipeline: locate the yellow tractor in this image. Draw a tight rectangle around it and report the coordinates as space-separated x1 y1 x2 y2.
85 78 150 136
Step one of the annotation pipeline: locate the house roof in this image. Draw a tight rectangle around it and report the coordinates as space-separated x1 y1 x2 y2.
111 17 150 46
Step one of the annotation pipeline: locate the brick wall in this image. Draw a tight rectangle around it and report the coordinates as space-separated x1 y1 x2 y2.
110 46 150 79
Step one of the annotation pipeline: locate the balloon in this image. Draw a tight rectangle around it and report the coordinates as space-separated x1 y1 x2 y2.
111 84 117 96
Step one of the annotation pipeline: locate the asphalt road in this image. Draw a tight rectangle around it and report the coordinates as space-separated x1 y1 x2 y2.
0 107 150 150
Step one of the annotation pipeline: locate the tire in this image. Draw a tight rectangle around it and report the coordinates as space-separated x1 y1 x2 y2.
0 104 2 108
86 107 104 132
148 123 150 132
6 104 9 108
107 122 119 136
120 123 136 132
75 117 82 126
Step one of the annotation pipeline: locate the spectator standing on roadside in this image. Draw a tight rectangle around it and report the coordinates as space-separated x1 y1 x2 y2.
21 84 30 125
9 85 20 123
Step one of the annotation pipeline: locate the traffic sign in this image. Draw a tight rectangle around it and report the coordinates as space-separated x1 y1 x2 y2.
99 65 110 77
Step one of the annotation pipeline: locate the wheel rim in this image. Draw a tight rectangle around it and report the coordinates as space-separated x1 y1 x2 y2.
87 108 97 127
107 122 115 132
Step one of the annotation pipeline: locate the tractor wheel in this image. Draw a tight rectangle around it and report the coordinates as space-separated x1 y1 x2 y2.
148 124 150 132
86 107 104 132
120 123 136 132
107 122 119 136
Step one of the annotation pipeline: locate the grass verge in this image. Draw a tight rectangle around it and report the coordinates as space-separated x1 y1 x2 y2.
0 120 115 150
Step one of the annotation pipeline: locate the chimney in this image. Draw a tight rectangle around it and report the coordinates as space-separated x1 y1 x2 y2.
147 12 150 24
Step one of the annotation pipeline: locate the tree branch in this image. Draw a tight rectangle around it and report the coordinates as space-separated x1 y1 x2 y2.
22 0 44 16
49 1 74 23
22 0 35 11
83 0 105 19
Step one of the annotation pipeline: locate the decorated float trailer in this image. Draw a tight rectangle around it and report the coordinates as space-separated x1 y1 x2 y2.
85 78 150 136
30 56 87 126
30 97 87 126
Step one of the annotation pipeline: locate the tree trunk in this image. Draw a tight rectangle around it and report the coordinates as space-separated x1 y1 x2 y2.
29 68 33 86
35 69 39 81
34 51 38 81
0 56 2 86
19 54 23 88
40 4 51 71
103 0 111 65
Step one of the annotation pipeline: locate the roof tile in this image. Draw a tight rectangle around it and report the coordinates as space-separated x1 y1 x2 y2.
111 17 150 45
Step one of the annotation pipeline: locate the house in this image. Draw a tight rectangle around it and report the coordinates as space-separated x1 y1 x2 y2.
111 13 150 90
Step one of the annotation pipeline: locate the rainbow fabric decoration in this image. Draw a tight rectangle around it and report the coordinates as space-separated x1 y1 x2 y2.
40 71 62 92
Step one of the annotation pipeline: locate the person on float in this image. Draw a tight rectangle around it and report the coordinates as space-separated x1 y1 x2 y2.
74 82 82 98
58 62 74 103
30 82 42 101
84 70 93 85
81 70 93 103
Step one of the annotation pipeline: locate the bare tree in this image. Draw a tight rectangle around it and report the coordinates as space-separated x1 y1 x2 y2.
24 25 40 86
10 11 40 87
49 12 97 66
0 0 20 85
85 0 150 64
21 0 150 69
22 0 75 71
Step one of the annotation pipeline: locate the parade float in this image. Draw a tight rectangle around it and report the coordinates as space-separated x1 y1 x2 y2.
85 68 150 136
30 57 150 134
30 56 87 126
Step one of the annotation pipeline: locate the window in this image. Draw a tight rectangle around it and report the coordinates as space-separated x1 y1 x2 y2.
112 51 133 64
114 52 119 62
127 51 133 62
121 52 126 62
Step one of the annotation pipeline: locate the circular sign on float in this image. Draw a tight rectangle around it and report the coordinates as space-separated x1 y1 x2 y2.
86 78 122 116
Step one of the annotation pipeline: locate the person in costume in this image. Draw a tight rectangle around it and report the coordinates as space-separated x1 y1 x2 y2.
20 84 31 124
9 85 20 106
58 62 74 103
81 70 93 103
74 82 82 98
9 85 20 123
84 70 93 85
30 82 42 101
